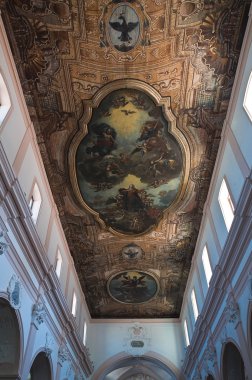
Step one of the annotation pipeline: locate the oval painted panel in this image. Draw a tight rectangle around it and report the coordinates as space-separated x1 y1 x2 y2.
75 88 183 235
108 5 140 52
108 271 158 304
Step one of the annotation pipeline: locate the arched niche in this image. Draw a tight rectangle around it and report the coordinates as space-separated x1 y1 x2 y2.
0 297 21 379
222 342 245 380
28 352 52 380
92 352 180 380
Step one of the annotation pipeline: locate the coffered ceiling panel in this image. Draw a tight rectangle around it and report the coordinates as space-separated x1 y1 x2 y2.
1 0 249 318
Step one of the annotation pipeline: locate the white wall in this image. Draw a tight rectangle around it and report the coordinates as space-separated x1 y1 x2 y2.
181 5 252 379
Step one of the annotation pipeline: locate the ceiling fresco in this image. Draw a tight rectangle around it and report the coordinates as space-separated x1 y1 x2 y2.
1 0 249 318
74 87 184 235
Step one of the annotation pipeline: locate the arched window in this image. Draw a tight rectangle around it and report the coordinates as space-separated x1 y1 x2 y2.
29 182 42 224
0 298 20 378
28 352 51 380
0 73 11 126
218 178 235 232
223 342 245 380
244 71 252 121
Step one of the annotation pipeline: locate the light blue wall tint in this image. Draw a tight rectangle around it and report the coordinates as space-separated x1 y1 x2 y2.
232 43 252 168
210 141 244 248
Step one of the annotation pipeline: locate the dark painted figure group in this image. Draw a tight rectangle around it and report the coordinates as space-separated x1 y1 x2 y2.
76 89 183 234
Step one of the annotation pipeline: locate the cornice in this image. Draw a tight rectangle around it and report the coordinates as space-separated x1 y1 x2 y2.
0 142 93 376
182 172 252 376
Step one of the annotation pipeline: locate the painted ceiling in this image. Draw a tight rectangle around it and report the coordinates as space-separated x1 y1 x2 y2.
1 0 249 318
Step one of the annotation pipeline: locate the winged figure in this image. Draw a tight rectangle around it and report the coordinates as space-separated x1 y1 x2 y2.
109 15 139 43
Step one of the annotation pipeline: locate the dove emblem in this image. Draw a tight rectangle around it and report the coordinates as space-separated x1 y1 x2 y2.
108 5 140 52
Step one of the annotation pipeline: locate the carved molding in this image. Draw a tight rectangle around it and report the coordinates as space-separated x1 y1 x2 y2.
192 366 202 380
44 332 54 358
32 299 47 329
225 295 240 327
0 231 9 255
58 343 69 367
203 337 217 371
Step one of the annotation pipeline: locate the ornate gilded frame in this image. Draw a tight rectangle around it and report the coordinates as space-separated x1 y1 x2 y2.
69 79 191 236
99 0 151 62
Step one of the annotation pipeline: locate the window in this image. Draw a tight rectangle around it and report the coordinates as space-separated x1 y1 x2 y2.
244 71 252 121
71 292 77 317
0 73 11 126
191 289 199 322
55 249 62 278
29 183 42 224
202 245 212 287
218 178 235 232
184 319 190 347
83 321 87 346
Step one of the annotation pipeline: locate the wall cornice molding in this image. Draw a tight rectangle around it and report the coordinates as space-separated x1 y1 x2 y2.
183 172 252 376
0 142 93 376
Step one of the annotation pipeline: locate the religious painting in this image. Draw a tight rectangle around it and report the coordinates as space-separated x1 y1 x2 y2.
108 4 140 52
108 270 158 304
76 88 183 235
121 243 143 260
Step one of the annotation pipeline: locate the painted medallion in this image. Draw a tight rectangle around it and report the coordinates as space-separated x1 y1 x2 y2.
121 243 143 260
108 5 140 52
76 88 183 235
108 271 158 304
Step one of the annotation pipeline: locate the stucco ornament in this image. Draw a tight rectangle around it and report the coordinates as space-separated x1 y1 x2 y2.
66 363 73 377
203 337 217 371
192 366 202 380
44 332 53 357
75 368 85 380
58 343 69 367
32 299 47 329
84 347 94 371
225 295 240 326
7 274 22 309
0 231 9 255
123 323 151 356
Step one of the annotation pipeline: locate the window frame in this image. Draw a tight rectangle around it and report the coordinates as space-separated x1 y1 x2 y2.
243 70 252 122
83 321 87 346
184 319 190 347
202 245 213 287
191 288 199 322
71 291 77 317
0 71 11 127
28 182 42 224
218 177 235 232
55 249 63 278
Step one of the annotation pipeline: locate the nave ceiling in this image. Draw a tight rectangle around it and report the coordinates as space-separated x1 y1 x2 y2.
1 0 249 318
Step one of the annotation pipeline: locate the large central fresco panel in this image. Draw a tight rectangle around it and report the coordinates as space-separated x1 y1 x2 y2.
76 88 183 235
